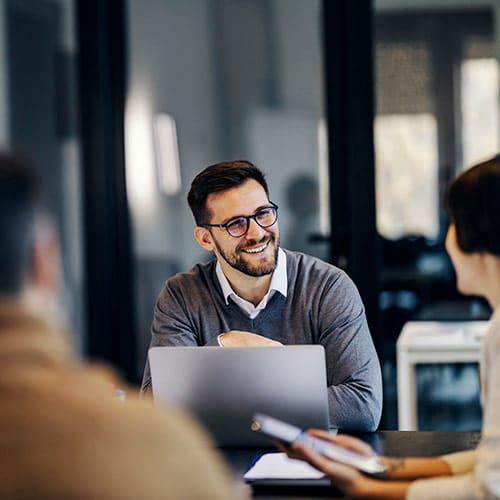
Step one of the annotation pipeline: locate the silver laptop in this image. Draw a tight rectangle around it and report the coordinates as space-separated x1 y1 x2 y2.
148 345 330 447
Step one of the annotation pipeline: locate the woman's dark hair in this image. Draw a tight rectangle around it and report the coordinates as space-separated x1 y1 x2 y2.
445 155 500 256
187 160 269 225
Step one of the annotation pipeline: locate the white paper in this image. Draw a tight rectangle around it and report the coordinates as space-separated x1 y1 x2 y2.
244 452 326 480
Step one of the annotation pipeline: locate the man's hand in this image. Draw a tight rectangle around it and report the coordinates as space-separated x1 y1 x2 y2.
218 330 283 347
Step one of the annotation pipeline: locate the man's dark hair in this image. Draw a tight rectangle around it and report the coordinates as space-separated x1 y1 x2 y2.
0 151 41 294
187 160 269 225
445 155 500 256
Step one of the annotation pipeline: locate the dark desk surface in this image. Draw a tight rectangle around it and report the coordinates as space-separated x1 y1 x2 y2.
222 430 481 499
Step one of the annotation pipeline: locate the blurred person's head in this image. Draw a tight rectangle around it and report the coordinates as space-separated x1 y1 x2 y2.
0 151 61 316
285 174 318 218
445 155 500 304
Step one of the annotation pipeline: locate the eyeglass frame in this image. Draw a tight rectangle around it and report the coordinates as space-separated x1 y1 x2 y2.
200 202 279 238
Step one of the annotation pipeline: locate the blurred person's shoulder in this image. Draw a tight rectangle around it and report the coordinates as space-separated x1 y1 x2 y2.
0 309 245 499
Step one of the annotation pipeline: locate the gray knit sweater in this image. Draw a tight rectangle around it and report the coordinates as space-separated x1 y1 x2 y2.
142 249 382 431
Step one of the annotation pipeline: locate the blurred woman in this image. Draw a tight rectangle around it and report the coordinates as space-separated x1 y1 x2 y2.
285 155 500 499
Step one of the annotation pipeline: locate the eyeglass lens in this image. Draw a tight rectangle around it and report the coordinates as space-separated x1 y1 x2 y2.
227 206 277 237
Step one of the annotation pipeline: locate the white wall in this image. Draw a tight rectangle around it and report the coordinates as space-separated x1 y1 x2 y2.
126 0 219 266
272 0 322 114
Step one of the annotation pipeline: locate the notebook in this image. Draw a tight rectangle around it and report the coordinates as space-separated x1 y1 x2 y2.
148 345 330 447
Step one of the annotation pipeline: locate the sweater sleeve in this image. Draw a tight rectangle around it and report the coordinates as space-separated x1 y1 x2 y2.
407 472 487 500
474 316 500 498
319 271 383 431
141 279 210 393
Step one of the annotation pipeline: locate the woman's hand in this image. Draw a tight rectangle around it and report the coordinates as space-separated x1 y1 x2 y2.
278 430 377 496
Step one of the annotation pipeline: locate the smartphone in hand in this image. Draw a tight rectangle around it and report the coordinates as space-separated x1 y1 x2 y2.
250 413 386 476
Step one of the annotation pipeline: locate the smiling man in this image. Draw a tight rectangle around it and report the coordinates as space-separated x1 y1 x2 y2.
141 160 382 431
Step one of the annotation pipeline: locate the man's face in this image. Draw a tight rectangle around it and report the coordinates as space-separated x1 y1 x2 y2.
201 179 280 277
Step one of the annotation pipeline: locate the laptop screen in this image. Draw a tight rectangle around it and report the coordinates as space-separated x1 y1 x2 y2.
149 345 330 447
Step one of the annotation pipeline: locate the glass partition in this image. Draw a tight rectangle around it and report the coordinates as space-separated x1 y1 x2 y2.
374 1 497 430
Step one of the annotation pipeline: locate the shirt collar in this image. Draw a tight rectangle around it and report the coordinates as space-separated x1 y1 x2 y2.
216 247 288 305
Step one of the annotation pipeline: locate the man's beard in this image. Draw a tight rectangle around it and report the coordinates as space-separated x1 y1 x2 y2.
214 234 279 277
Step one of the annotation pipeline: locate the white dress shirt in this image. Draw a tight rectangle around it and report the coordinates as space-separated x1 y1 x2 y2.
215 247 287 320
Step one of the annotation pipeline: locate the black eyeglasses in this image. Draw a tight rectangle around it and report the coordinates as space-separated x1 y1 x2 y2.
201 202 279 238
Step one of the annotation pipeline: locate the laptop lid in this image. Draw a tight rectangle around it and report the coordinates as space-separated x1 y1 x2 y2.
148 345 330 447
